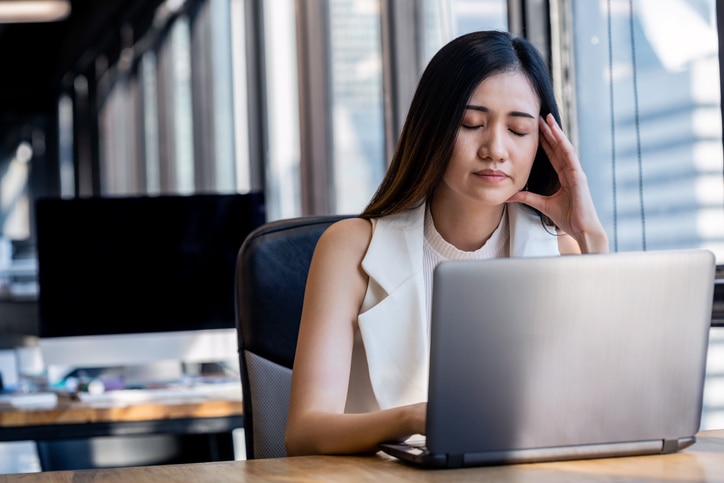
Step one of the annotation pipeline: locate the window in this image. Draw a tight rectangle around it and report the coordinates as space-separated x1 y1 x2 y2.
141 52 161 195
329 0 385 214
167 16 195 193
420 0 508 63
571 0 723 259
261 0 301 219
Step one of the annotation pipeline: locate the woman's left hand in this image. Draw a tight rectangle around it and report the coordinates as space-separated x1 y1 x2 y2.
507 113 609 253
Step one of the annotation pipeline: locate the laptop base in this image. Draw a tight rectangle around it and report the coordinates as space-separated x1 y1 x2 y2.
380 437 696 469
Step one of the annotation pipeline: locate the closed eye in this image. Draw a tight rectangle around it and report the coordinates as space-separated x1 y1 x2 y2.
462 124 484 130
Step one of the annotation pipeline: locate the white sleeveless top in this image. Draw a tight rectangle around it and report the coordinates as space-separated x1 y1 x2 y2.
346 202 559 414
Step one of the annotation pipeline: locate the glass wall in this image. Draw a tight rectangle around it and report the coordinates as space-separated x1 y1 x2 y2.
421 0 508 64
323 0 510 215
328 0 385 214
571 0 723 259
19 0 724 252
258 0 510 218
141 52 161 195
168 16 195 194
86 0 512 219
7 0 723 291
261 0 301 219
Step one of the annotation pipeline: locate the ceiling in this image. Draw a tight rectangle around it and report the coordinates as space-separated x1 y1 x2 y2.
0 0 162 126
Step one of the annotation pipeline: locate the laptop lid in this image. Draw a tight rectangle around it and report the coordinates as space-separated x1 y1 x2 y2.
381 249 715 468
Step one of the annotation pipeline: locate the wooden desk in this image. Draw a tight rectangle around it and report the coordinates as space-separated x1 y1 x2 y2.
3 429 722 482
0 388 244 442
0 387 244 470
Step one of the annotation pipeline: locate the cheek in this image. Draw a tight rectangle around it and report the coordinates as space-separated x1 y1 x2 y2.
451 132 476 156
445 140 472 173
517 136 539 169
512 140 539 183
526 132 540 159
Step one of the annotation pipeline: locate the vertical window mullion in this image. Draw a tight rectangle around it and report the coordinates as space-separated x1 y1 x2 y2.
57 92 75 198
131 68 147 193
380 0 422 164
239 0 267 196
230 0 253 193
141 52 161 195
295 0 332 215
171 16 195 194
73 74 97 196
210 0 237 192
189 0 216 192
156 28 178 193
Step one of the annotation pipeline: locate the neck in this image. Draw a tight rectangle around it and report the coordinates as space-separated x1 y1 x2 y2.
428 196 505 252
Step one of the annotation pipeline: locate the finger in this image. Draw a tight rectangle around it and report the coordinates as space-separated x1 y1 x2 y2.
540 115 582 171
538 117 565 171
540 136 575 183
542 114 571 148
538 113 554 141
507 190 548 215
538 126 557 163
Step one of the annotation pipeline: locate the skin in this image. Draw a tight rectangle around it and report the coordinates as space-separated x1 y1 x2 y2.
285 71 608 456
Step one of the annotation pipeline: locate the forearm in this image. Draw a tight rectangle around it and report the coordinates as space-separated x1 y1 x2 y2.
576 229 609 254
285 405 422 456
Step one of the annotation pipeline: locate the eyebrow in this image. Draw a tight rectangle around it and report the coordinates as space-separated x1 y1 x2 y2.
465 105 536 119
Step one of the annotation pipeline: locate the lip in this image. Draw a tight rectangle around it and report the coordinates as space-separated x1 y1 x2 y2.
474 169 509 183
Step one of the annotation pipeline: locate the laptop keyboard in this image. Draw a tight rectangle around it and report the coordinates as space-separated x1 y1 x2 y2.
405 436 428 454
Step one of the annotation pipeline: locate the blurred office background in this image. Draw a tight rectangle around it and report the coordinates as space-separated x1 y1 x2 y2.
0 0 723 473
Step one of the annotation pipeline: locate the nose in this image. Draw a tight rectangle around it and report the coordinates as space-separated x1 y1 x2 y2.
478 126 508 162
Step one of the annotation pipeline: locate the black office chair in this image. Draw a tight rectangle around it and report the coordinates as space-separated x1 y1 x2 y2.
234 215 353 459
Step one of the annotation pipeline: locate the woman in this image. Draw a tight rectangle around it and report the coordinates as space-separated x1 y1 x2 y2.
285 30 608 456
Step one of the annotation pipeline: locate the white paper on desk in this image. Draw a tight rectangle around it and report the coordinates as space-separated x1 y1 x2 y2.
0 391 57 408
77 382 243 405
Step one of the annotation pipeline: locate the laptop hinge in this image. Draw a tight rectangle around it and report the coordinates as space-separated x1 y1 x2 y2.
446 454 464 468
662 439 679 454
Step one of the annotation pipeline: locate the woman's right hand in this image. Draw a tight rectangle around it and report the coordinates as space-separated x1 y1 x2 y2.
403 402 427 437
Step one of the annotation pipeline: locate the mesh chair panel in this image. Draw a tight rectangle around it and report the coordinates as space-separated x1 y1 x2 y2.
245 350 292 459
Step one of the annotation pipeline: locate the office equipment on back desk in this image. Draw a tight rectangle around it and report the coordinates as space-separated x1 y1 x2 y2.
1 429 722 483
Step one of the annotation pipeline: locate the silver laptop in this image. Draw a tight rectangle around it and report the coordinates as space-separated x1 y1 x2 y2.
379 249 715 468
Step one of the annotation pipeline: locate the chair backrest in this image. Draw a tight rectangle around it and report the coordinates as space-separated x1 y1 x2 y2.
235 215 352 459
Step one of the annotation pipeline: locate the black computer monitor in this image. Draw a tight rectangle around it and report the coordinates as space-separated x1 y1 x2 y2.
34 192 265 375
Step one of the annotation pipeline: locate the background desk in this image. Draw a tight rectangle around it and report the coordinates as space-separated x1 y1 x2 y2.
0 387 243 470
2 429 722 482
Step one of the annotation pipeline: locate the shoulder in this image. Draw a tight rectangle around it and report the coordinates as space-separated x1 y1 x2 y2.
306 218 372 307
314 217 373 261
320 217 372 245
